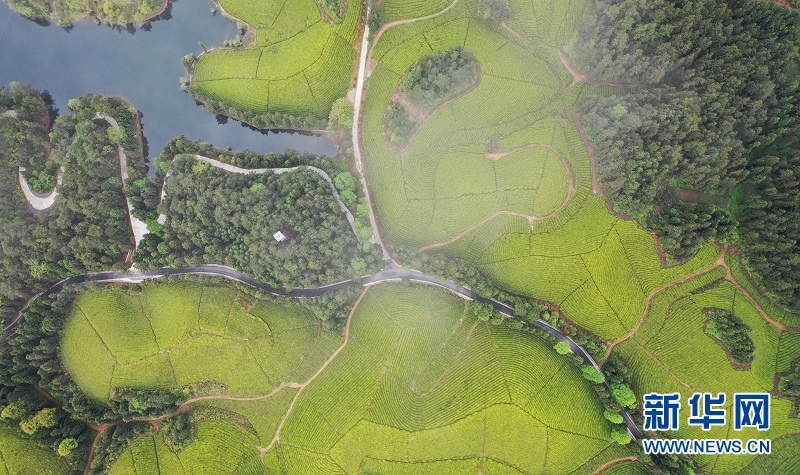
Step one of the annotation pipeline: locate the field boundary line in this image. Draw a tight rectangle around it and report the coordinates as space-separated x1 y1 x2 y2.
725 263 790 332
415 142 578 253
485 324 514 401
74 304 120 363
410 306 469 392
602 255 728 363
499 22 629 89
260 287 369 453
636 342 693 390
414 321 480 398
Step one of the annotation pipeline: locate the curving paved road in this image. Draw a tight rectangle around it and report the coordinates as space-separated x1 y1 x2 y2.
7 106 61 210
1 261 642 440
18 166 62 210
4 14 644 442
15 112 363 246
95 113 150 246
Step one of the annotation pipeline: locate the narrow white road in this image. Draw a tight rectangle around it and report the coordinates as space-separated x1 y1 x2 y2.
352 10 391 261
187 155 362 241
95 113 149 247
18 166 62 210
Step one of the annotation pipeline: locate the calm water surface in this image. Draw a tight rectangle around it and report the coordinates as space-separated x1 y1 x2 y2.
0 0 337 164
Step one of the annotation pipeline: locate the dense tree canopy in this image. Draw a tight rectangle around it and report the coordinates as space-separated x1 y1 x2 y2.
0 86 143 322
6 0 166 26
401 46 478 111
572 0 800 305
736 139 800 307
135 154 381 287
706 310 755 366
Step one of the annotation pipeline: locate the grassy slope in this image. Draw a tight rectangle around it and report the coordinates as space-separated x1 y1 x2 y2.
192 0 362 120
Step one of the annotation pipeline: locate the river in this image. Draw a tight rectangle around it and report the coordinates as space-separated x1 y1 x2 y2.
0 0 337 165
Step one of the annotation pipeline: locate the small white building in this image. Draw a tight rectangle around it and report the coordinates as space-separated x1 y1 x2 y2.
273 231 288 243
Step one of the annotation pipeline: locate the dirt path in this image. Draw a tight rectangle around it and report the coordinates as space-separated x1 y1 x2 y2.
415 143 577 253
602 254 728 362
725 264 789 332
500 23 628 89
31 386 120 475
259 287 368 453
592 456 638 475
387 65 483 153
603 248 790 365
367 0 462 64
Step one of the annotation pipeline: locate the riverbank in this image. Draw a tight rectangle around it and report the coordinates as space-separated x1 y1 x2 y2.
2 0 171 27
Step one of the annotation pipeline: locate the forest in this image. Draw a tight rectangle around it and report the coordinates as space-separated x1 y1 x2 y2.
573 0 800 307
6 0 166 26
133 151 382 288
400 46 478 111
0 84 142 323
0 284 209 474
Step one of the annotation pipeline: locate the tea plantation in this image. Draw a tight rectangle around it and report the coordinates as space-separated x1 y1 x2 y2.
95 283 630 474
191 0 363 121
0 425 68 475
62 282 342 401
25 0 800 473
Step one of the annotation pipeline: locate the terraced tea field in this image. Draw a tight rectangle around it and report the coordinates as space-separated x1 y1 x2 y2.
362 0 729 342
361 3 800 471
192 0 362 120
61 282 342 401
0 425 68 475
83 283 629 474
615 270 800 473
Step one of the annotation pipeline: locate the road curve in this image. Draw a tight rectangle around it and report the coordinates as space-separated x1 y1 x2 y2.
1 262 642 441
187 155 362 242
95 113 149 246
7 106 61 211
18 166 62 210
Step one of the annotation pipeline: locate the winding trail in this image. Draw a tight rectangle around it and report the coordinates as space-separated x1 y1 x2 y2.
602 255 728 363
367 0 462 64
185 155 362 242
14 112 363 246
12 111 149 245
353 0 469 263
387 65 483 154
96 113 149 247
602 247 792 375
5 107 62 210
592 456 638 475
500 23 629 90
5 5 657 457
17 166 62 210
